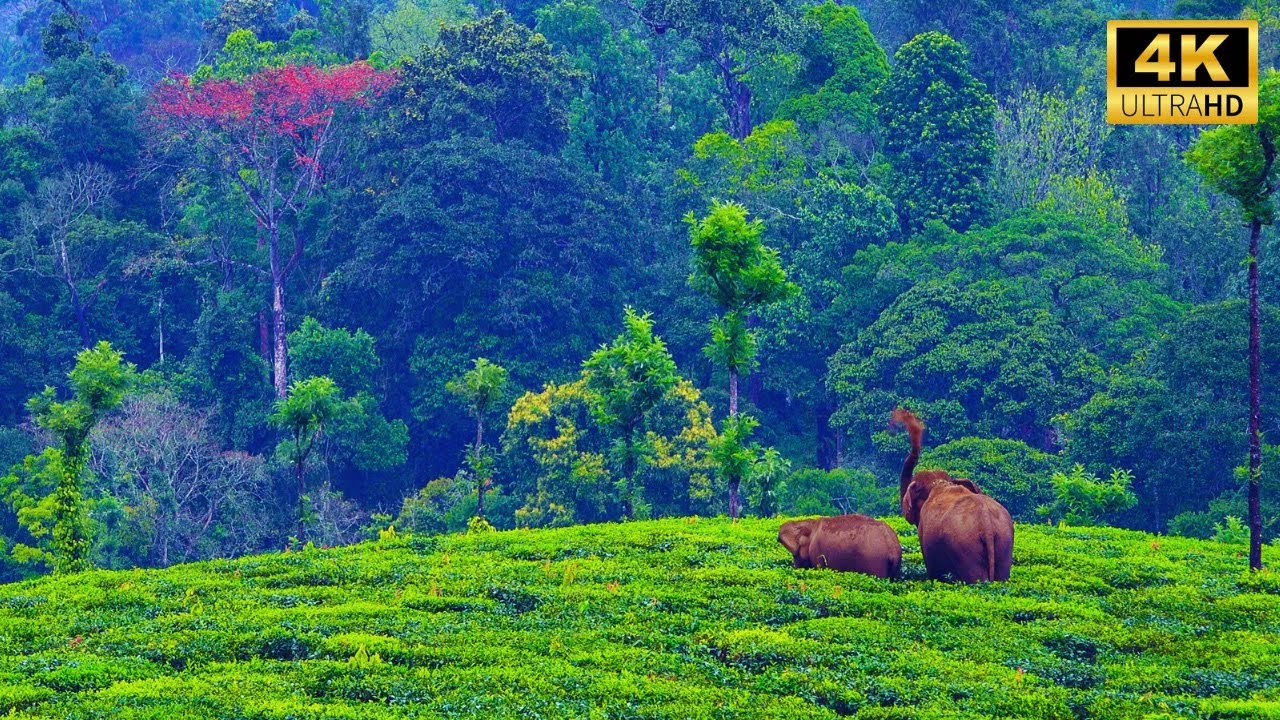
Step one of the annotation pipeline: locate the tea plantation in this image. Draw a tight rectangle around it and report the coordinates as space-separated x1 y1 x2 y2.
1 517 1278 719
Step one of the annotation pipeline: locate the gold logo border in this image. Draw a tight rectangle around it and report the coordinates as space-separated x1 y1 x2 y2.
1107 19 1258 124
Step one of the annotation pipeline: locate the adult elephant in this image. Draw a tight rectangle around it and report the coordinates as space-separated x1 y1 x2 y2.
893 409 1014 583
778 514 902 578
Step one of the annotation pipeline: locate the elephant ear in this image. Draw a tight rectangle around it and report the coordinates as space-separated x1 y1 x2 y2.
778 520 814 566
902 482 929 526
952 478 982 494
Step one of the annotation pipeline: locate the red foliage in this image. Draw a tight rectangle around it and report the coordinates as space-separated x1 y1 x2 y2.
152 62 397 141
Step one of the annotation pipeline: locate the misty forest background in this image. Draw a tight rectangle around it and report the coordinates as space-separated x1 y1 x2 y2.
0 0 1275 580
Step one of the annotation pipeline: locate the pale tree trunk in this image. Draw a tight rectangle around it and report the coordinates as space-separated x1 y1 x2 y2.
56 236 91 347
269 224 289 399
729 369 739 417
816 396 838 470
1248 217 1263 571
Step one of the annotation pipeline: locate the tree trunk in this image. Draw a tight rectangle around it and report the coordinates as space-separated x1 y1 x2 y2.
729 368 739 418
296 454 307 544
270 225 289 399
746 312 762 407
1248 218 1263 571
475 415 486 520
722 69 753 141
157 295 165 364
622 425 641 520
52 451 91 573
727 369 741 519
71 284 90 347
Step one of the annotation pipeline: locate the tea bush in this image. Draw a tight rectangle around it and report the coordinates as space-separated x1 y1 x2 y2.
0 518 1278 718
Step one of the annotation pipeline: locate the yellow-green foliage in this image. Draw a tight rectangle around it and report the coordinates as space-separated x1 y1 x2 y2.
0 519 1278 718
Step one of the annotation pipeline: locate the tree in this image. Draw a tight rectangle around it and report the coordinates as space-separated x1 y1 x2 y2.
369 0 474 60
582 308 678 519
206 0 288 47
1061 302 1280 534
447 358 509 520
1186 72 1280 570
749 446 790 517
390 11 582 151
287 317 409 505
688 201 795 518
776 2 888 138
24 341 134 572
922 436 1065 521
14 164 114 347
620 0 808 140
270 375 344 542
990 87 1110 216
150 58 396 398
876 32 996 233
688 202 796 416
829 279 1104 451
90 393 272 566
504 377 717 527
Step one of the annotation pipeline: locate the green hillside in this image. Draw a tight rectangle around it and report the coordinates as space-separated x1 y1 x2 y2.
1 518 1278 719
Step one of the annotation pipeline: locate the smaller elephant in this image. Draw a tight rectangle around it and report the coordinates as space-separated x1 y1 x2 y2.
778 514 902 578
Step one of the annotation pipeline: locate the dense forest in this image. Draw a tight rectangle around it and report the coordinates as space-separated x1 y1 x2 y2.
0 0 1276 581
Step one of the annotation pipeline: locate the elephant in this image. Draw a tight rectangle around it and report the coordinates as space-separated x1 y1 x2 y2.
778 514 902 578
892 408 1014 583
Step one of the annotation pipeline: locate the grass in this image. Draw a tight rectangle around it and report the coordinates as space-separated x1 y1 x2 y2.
0 516 1278 718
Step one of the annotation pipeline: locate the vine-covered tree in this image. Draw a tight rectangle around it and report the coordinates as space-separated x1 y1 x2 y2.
22 342 134 572
876 31 996 233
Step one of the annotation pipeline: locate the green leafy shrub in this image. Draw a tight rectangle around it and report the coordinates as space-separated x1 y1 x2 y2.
1038 465 1138 526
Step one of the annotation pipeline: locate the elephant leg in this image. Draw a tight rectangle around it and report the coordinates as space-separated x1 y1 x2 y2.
921 552 944 581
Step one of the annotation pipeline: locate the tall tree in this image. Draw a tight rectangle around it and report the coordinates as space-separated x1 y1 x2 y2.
620 0 808 140
1186 72 1280 570
876 31 996 233
24 342 134 572
688 201 795 517
151 59 396 398
582 308 678 519
447 358 509 520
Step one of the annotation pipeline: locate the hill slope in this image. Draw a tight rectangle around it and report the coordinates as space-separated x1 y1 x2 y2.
0 518 1278 718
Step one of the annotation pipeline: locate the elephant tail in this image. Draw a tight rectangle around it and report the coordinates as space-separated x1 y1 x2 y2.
985 529 997 582
891 408 924 499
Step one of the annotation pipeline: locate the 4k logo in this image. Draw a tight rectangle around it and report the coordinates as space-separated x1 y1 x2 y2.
1108 20 1257 124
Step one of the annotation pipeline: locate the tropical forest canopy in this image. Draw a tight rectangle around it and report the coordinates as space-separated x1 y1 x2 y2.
0 0 1276 580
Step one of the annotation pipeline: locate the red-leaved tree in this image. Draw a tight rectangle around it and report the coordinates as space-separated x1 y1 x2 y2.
151 62 396 397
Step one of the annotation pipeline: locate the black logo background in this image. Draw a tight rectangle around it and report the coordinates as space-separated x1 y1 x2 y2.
1115 27 1250 87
